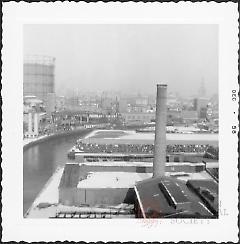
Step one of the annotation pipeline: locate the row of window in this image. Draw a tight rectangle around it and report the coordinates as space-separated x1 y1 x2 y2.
23 64 54 75
24 83 54 88
24 76 54 83
125 114 154 120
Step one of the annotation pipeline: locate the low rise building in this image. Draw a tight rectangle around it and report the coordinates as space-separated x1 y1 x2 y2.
121 112 155 124
134 176 218 218
181 110 198 123
58 159 218 218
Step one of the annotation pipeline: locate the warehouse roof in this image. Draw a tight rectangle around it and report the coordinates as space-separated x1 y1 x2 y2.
82 130 218 146
134 176 217 218
77 171 151 189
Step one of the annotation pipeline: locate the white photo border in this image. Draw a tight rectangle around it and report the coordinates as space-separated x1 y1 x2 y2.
2 2 239 242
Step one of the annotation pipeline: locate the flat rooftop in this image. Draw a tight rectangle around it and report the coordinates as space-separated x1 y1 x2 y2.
165 171 213 182
72 151 205 157
76 171 213 189
75 161 205 168
77 171 151 188
74 152 153 157
82 130 218 146
61 162 214 189
76 161 153 167
135 176 216 218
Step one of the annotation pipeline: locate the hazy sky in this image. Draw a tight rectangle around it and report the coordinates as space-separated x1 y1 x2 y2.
24 24 218 97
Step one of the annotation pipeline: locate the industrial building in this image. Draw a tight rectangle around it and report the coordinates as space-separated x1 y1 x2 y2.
57 84 218 218
134 177 218 218
121 112 155 124
23 55 55 103
46 93 56 115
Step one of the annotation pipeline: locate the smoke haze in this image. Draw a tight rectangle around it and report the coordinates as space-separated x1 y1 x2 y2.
24 24 218 97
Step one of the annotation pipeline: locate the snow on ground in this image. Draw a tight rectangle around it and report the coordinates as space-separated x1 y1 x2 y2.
77 171 152 188
88 129 218 142
26 205 58 218
166 171 213 182
78 161 153 167
81 129 218 146
166 133 218 142
25 167 64 218
27 203 135 218
84 130 98 139
23 135 49 146
57 203 134 214
120 131 218 142
75 161 204 167
34 167 64 205
166 126 200 132
206 162 219 168
76 169 213 189
84 129 130 139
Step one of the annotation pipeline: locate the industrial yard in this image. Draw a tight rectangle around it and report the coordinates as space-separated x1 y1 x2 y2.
25 85 219 219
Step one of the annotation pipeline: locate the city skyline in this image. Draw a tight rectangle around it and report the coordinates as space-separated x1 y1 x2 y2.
24 24 218 97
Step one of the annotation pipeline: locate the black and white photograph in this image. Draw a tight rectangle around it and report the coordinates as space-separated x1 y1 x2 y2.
23 23 219 219
2 2 239 243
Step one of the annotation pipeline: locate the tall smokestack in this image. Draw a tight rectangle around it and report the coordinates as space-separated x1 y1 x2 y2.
153 84 167 177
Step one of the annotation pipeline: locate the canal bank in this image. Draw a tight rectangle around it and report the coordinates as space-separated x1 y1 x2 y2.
23 128 93 151
23 128 93 215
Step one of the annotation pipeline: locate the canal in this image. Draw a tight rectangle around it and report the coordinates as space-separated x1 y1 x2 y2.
23 129 91 215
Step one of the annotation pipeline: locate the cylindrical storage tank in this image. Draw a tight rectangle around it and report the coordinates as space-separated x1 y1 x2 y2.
23 55 55 103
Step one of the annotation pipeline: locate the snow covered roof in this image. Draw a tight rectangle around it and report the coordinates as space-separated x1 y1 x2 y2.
77 172 151 189
76 161 204 168
82 129 218 146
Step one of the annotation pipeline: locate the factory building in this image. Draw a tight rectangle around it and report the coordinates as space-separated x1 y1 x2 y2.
57 84 218 218
46 93 56 116
134 84 218 218
121 112 155 124
193 97 209 118
134 177 218 218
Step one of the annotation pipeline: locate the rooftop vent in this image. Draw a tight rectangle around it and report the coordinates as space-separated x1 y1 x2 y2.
158 179 192 210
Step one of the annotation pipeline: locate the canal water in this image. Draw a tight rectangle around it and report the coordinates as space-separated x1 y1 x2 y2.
23 130 91 215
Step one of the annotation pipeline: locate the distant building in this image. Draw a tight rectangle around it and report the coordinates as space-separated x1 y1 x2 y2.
119 98 129 113
66 96 79 110
181 110 198 123
56 96 66 112
79 104 100 113
121 112 155 124
199 107 208 119
167 109 182 123
167 92 180 108
23 95 44 113
193 98 198 111
23 55 55 103
193 97 209 118
46 93 56 116
24 112 45 138
135 96 148 106
101 97 114 111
